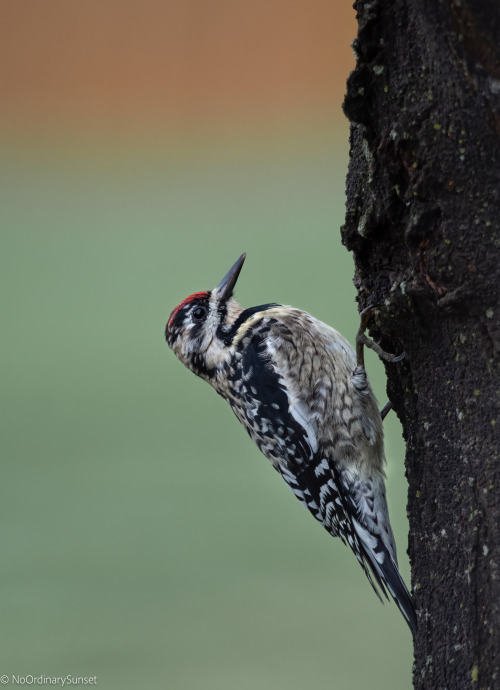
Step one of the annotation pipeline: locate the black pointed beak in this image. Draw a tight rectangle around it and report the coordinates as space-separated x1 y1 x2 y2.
215 253 246 303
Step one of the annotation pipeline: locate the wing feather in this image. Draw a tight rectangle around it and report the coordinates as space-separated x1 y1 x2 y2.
226 313 416 633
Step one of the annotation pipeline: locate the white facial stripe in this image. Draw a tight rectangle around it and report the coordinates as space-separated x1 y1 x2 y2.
209 291 220 310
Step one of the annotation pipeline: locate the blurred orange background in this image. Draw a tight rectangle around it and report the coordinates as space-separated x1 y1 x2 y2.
1 0 355 137
0 4 415 689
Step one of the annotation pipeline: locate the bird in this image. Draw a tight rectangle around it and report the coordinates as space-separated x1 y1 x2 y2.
165 253 417 634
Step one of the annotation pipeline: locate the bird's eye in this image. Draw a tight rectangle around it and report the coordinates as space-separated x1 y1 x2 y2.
192 305 207 321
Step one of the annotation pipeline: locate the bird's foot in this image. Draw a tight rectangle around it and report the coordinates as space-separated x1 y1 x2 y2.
379 401 393 421
355 306 405 369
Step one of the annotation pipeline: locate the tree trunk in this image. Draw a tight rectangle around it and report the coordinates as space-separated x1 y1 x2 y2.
342 1 500 688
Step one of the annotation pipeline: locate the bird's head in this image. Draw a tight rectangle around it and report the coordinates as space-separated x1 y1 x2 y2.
165 253 246 379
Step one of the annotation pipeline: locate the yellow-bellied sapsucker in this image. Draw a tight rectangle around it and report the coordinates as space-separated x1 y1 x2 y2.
165 254 416 634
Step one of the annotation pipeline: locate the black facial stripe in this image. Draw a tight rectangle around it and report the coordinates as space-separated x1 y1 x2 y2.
170 297 209 329
216 302 228 326
190 352 216 379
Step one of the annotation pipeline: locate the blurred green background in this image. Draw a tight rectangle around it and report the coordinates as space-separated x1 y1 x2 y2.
1 3 413 689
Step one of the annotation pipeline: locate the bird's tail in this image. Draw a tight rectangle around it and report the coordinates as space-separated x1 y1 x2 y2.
352 518 417 635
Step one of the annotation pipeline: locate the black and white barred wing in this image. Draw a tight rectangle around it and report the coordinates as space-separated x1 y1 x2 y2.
243 319 417 633
236 328 387 593
280 425 417 633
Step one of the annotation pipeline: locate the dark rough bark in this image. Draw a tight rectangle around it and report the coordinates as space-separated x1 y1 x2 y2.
341 1 500 688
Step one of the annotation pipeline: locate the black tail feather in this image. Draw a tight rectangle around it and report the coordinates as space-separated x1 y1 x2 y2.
361 543 417 635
